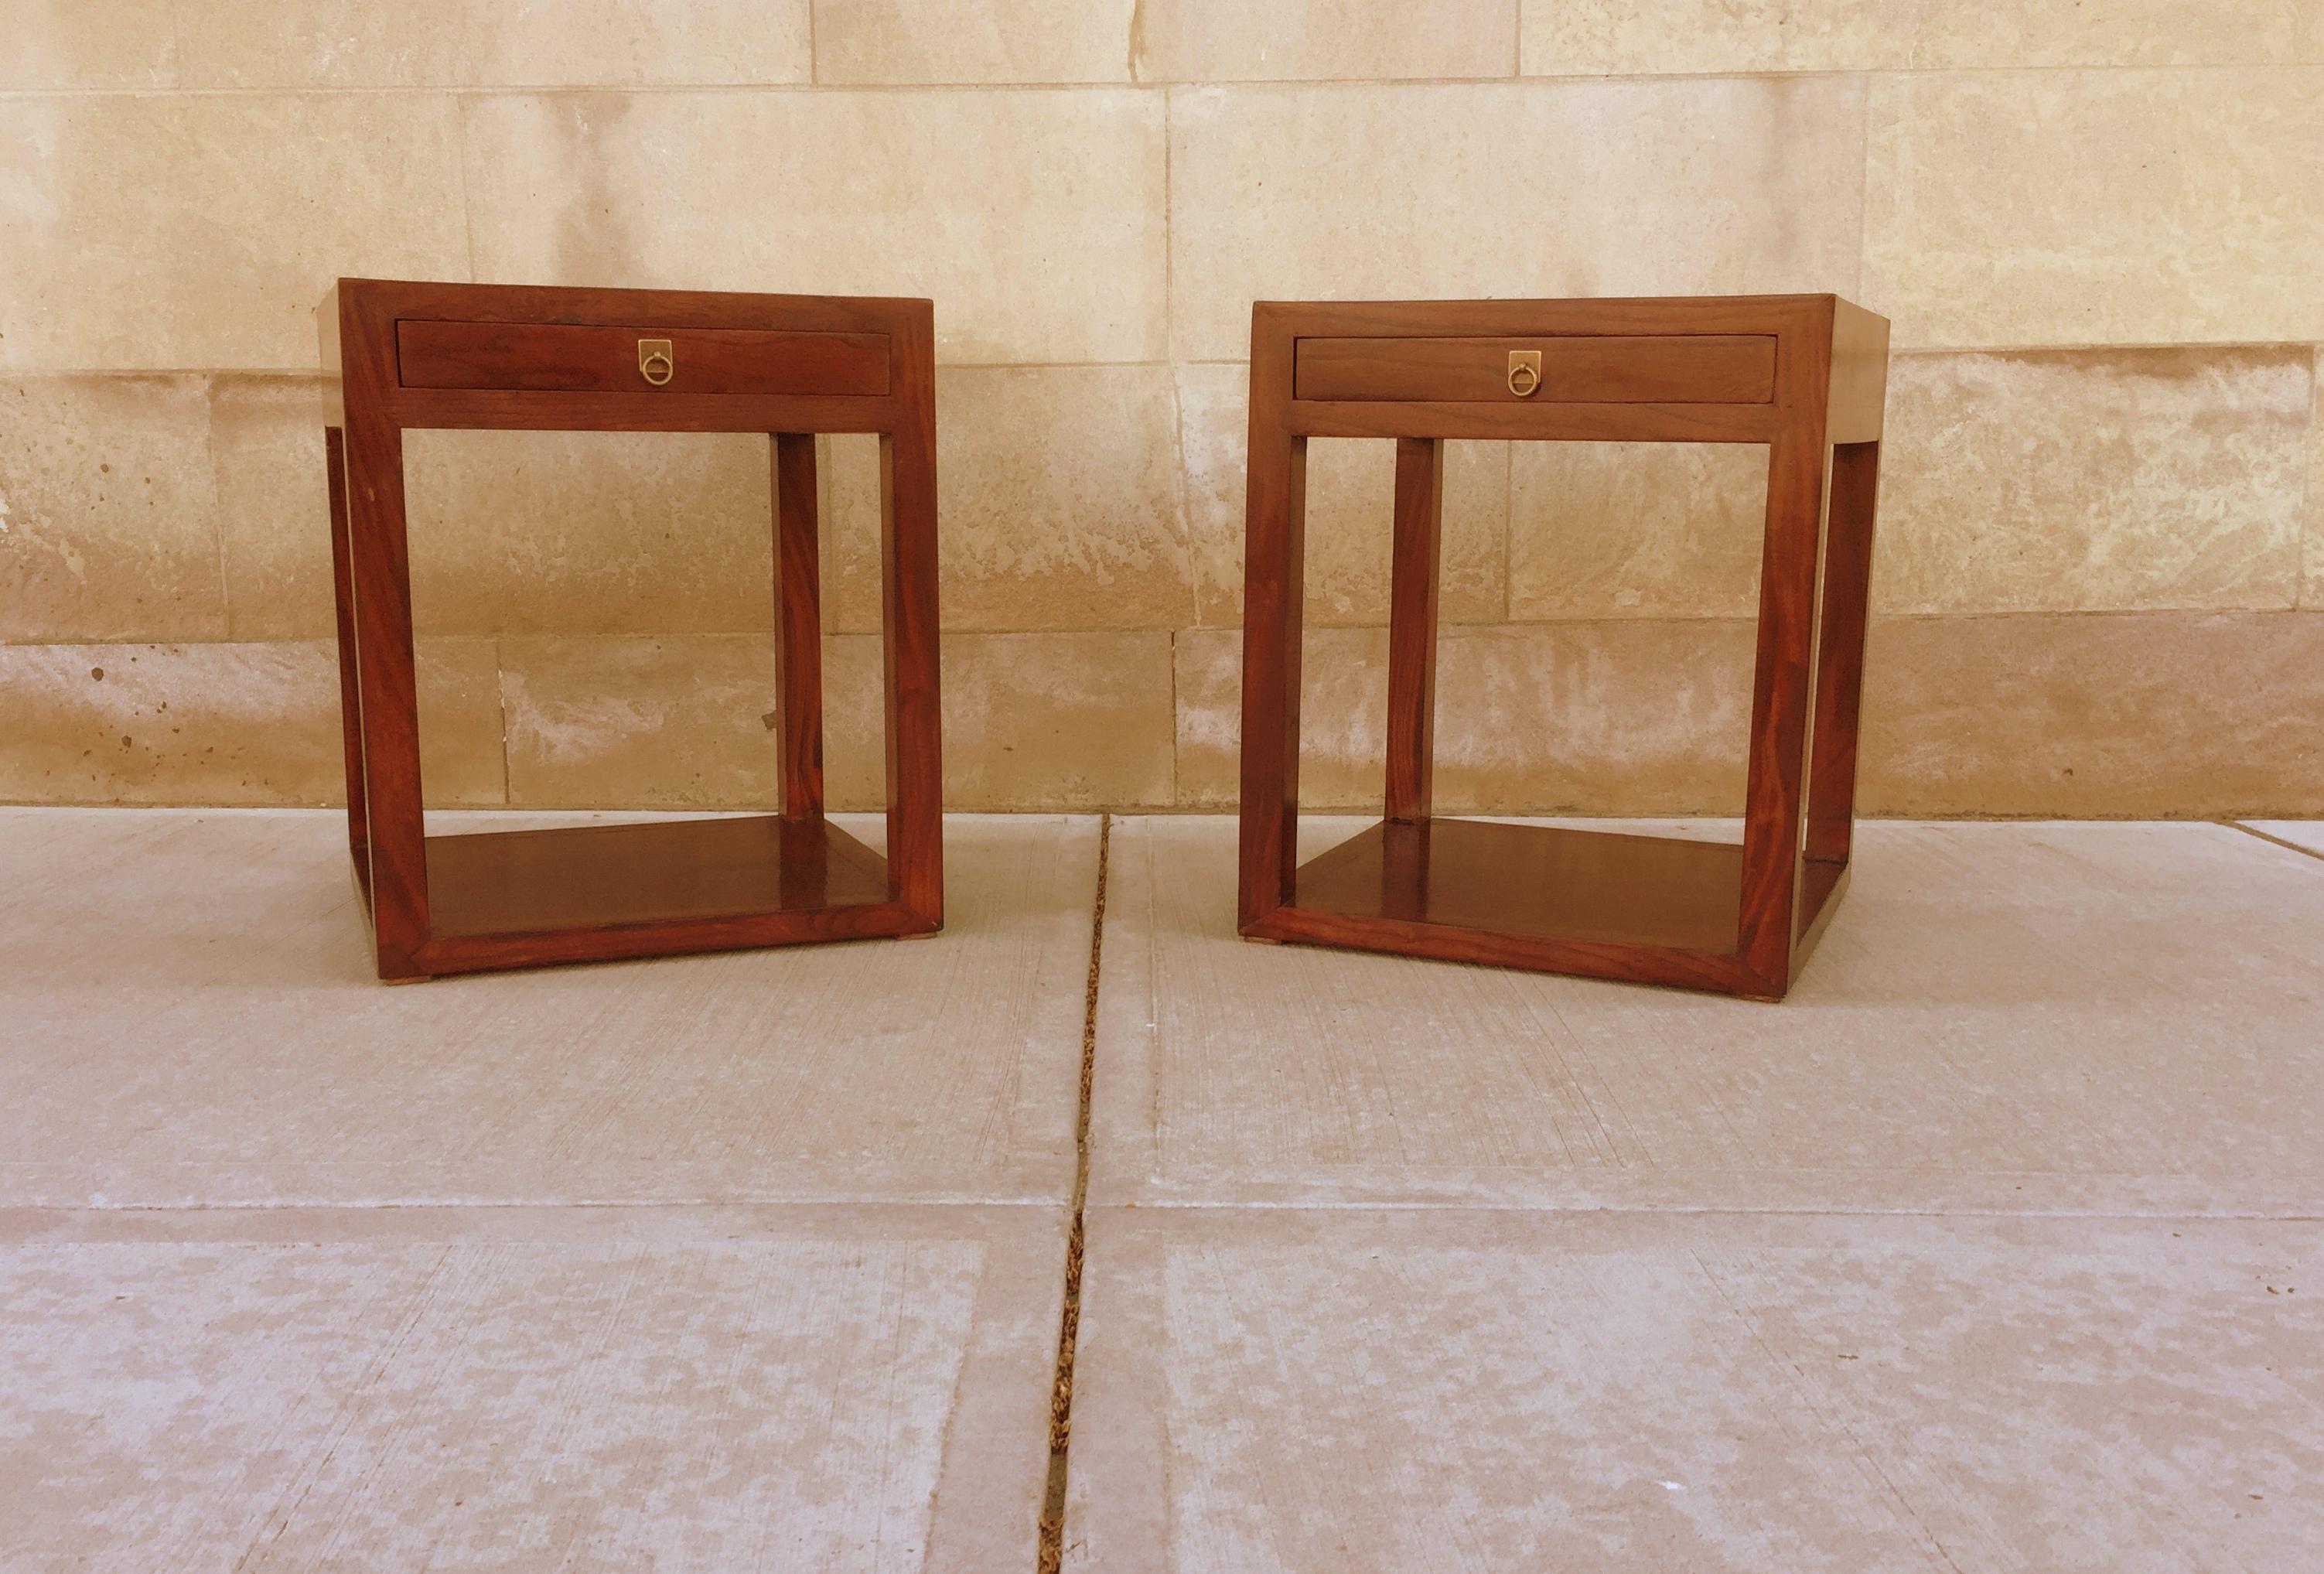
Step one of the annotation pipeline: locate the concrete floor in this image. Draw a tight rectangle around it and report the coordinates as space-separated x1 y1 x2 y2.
3 810 2320 1572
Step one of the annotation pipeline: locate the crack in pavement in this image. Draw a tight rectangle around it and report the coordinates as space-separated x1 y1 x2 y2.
1038 813 1109 1574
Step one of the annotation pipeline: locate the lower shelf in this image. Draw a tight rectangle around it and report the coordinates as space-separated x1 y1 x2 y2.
1289 818 1748 954
424 814 892 940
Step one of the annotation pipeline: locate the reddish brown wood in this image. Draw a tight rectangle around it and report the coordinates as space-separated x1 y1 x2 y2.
1796 854 1849 957
1735 417 1827 995
1288 398 1780 444
322 424 370 901
878 300 944 926
1236 294 1889 1001
370 279 909 336
425 815 889 937
1805 441 1882 871
1799 299 1892 884
1295 334 1775 404
343 393 428 978
1384 437 1442 823
321 278 943 980
1299 819 1745 953
380 387 899 435
1236 303 1309 930
397 320 890 397
772 432 824 820
1260 295 1829 340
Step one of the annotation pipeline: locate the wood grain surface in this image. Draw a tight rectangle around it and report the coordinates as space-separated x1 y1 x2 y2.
1236 295 1888 999
322 278 945 979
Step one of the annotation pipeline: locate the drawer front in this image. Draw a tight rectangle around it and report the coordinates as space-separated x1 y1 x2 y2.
1293 335 1775 404
396 320 891 397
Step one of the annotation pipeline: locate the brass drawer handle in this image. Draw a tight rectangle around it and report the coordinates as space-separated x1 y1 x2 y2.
638 338 674 387
1507 350 1541 398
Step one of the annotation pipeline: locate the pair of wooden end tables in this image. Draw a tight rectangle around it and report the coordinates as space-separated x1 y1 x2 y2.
324 280 1887 1001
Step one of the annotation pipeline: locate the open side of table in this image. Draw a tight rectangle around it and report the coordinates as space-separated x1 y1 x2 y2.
1234 295 1889 1001
321 279 943 980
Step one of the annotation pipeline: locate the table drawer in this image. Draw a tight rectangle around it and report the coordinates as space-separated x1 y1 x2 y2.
396 320 891 397
1293 334 1775 404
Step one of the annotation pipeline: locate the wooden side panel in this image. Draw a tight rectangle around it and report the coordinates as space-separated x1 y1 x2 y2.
1288 399 1780 443
1247 903 1763 999
412 899 927 976
380 388 899 435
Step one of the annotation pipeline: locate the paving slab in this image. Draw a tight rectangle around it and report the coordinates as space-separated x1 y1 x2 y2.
0 1202 1061 1574
1066 1206 2324 1574
2242 821 2324 857
0 810 1097 1207
1092 818 2324 1214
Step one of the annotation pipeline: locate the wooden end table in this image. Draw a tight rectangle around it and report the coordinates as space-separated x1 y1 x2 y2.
1235 295 1889 1001
321 279 942 980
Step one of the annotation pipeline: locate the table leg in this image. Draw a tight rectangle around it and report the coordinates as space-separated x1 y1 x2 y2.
1385 436 1445 825
1736 427 1831 992
1237 430 1307 927
771 432 824 821
323 426 370 901
880 303 944 926
340 413 428 977
1807 440 1880 868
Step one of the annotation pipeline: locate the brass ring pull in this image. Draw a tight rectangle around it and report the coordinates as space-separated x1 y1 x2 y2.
638 338 674 387
1507 350 1542 398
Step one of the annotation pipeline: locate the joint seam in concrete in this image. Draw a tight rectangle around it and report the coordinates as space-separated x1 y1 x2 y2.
1039 811 1110 1573
2223 820 2324 865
